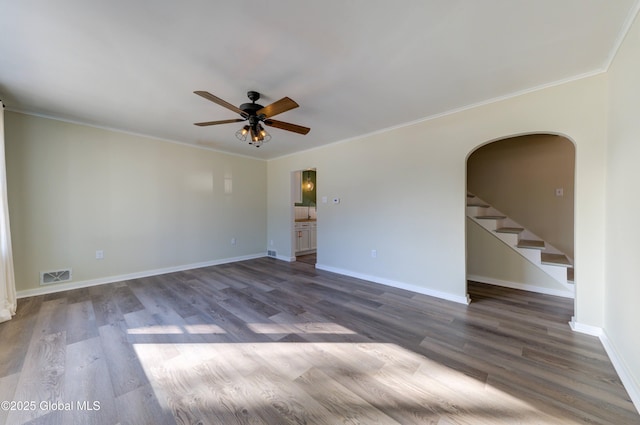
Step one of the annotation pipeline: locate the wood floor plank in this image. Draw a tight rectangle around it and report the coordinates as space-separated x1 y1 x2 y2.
0 258 638 424
162 348 281 424
123 309 182 360
62 337 118 425
232 368 337 425
0 373 19 425
296 366 403 424
6 332 66 425
318 355 450 425
98 319 149 398
0 315 37 378
12 295 43 321
30 298 68 338
114 384 176 425
144 358 219 425
63 287 92 305
91 287 126 327
65 301 98 345
112 283 146 316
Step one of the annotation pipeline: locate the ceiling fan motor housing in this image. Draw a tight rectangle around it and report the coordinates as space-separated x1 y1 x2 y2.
240 102 264 117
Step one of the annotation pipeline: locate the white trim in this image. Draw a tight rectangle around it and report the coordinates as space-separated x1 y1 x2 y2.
599 331 640 413
315 263 470 305
569 319 604 337
16 253 266 299
467 274 574 299
603 0 640 70
276 254 296 262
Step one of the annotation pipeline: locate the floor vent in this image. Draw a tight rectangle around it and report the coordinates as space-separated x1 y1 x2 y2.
267 250 277 257
40 269 72 285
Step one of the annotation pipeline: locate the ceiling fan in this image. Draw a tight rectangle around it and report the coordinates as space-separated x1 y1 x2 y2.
194 90 310 147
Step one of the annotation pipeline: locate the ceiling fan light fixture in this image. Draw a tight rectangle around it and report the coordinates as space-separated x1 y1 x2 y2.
248 124 271 147
258 124 271 142
250 126 259 142
235 125 250 141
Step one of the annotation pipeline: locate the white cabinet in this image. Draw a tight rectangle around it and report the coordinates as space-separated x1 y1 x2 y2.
310 225 317 250
296 227 310 252
295 221 317 253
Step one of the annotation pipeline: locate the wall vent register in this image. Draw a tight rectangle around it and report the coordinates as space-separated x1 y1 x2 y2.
40 269 72 285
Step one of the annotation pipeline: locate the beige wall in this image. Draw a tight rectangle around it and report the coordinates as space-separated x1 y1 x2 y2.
268 74 608 322
5 112 267 293
467 134 575 258
606 9 640 404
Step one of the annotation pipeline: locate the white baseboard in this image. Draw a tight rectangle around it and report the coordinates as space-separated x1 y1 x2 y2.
315 263 470 305
16 253 266 299
467 274 574 299
275 254 296 262
570 320 640 414
599 332 640 414
568 318 603 336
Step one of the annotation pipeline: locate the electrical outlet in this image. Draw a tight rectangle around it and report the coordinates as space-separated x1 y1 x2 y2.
96 250 104 260
371 249 377 258
231 238 237 245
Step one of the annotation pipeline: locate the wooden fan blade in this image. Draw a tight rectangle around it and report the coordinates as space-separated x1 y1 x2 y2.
257 97 299 118
264 119 310 135
194 91 247 117
194 118 245 127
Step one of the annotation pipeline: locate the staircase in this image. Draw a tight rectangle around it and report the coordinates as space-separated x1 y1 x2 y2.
467 193 574 288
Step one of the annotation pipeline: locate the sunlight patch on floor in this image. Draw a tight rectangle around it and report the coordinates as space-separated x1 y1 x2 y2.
131 341 559 424
247 322 357 335
127 323 227 335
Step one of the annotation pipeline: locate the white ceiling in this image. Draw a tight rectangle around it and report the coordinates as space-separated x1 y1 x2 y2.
1 1 638 160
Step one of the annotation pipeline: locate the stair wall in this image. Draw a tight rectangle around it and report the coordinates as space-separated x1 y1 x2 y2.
466 218 574 298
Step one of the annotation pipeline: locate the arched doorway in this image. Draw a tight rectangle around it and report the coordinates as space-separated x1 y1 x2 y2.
465 133 576 302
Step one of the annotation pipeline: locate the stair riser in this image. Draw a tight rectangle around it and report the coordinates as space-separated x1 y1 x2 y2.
494 232 519 246
516 247 542 263
466 206 490 217
471 217 505 231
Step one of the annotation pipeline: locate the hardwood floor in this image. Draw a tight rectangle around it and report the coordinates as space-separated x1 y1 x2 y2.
295 252 316 265
0 257 638 424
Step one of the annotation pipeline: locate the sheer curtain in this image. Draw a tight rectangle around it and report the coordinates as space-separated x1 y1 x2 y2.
0 100 17 323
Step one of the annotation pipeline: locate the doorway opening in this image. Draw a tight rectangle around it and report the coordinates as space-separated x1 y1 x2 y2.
292 168 317 263
465 133 576 305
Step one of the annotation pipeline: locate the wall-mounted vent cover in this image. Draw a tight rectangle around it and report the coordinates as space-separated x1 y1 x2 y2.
267 250 277 258
40 269 72 285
